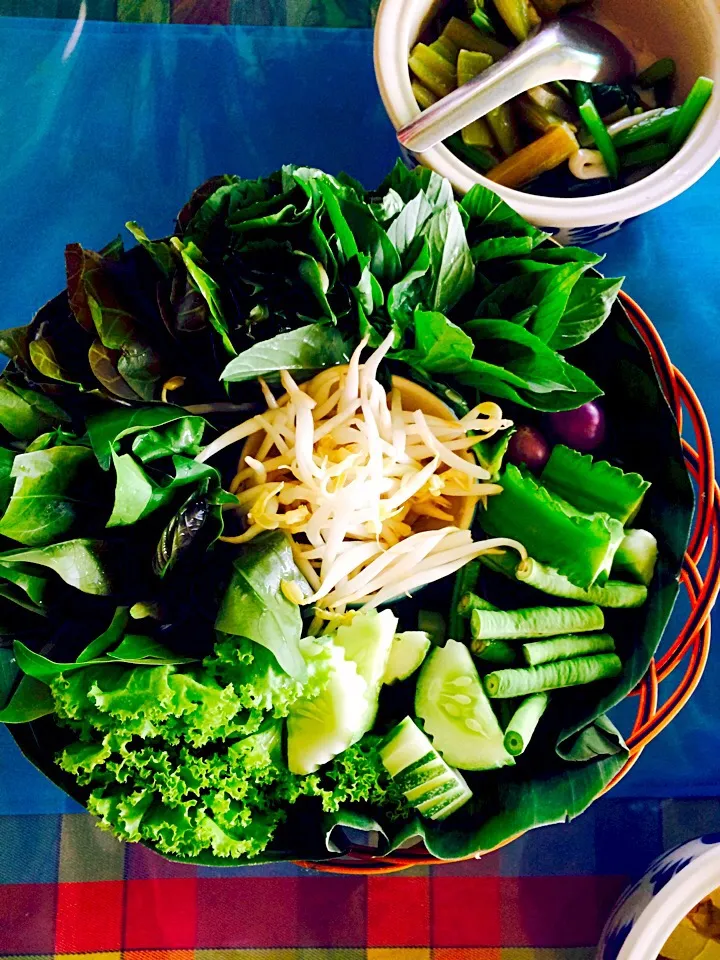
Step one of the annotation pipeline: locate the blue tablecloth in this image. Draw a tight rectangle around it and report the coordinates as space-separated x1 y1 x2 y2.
0 17 718 812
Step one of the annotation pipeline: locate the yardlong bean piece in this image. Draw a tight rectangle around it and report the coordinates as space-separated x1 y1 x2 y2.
484 653 623 698
522 632 616 667
503 692 549 755
471 603 604 642
471 637 518 664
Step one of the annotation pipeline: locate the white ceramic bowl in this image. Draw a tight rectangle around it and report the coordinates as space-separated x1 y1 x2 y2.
597 833 720 959
374 0 720 244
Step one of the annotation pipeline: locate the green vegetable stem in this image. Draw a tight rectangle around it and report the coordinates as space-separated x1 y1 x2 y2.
458 589 498 617
575 82 620 179
484 653 623 697
611 109 678 149
450 560 484 640
516 558 648 608
503 692 549 755
522 632 616 666
669 77 714 154
471 603 604 642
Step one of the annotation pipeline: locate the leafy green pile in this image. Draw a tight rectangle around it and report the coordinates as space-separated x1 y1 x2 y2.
2 162 620 415
0 164 692 865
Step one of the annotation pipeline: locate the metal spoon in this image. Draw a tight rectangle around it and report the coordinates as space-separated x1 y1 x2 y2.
397 16 635 153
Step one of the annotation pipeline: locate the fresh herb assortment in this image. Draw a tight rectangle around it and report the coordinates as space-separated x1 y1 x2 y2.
0 164 692 864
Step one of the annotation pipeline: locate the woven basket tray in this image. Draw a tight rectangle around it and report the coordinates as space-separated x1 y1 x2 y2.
297 291 720 875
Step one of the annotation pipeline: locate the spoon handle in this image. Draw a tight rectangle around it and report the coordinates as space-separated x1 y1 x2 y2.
398 25 598 153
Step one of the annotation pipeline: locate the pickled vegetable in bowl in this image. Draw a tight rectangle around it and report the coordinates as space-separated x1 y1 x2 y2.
660 888 720 959
408 1 714 195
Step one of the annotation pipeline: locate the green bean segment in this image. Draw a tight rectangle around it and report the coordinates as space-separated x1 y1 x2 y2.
522 632 616 667
484 653 623 698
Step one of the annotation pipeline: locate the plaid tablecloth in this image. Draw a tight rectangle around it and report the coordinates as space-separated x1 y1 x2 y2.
3 796 720 958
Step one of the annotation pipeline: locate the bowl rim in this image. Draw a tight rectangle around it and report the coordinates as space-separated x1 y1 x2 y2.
605 838 720 959
373 0 720 227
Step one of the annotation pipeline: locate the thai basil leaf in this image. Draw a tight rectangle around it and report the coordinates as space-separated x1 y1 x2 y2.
470 236 535 261
527 262 591 343
461 184 547 243
386 191 433 261
386 238 432 341
421 203 474 313
220 324 351 384
548 277 624 351
215 530 310 680
338 198 401 285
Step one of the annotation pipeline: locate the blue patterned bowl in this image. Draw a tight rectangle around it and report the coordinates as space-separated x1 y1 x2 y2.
597 834 720 960
377 0 720 239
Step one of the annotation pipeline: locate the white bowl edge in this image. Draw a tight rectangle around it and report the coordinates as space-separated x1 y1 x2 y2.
374 0 720 228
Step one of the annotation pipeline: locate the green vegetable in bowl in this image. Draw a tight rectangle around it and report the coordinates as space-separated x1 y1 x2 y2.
408 4 714 194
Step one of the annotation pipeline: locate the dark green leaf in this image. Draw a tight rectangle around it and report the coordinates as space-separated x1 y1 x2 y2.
0 446 101 547
338 198 401 285
0 539 118 595
87 405 193 470
527 262 590 343
171 239 236 356
421 203 474 313
386 239 432 340
215 531 310 680
470 236 535 261
125 222 174 276
130 417 205 464
461 184 547 244
386 191 433 260
0 446 15 516
0 382 55 440
88 341 139 400
153 488 222 579
107 453 219 527
0 675 55 723
220 324 350 384
548 277 624 350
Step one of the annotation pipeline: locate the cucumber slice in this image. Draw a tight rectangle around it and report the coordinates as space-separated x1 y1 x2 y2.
334 609 397 689
612 529 658 586
383 631 431 684
415 639 514 771
379 717 472 821
287 645 368 775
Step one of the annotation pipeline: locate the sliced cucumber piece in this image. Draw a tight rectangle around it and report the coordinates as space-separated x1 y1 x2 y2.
380 716 435 775
287 645 368 775
383 631 431 684
379 717 472 821
415 639 514 771
612 528 658 586
334 609 397 689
